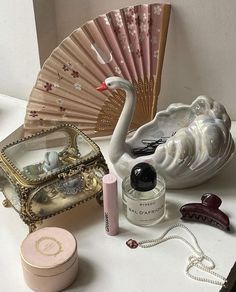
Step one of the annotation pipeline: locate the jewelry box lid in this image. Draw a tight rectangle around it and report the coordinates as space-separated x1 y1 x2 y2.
0 124 102 186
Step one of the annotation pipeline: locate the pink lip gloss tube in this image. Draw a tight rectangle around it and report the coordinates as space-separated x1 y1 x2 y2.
102 174 119 235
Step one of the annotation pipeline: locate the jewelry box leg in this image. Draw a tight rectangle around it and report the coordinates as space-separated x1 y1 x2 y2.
28 222 37 233
28 220 43 233
2 199 11 208
96 191 103 206
20 212 43 233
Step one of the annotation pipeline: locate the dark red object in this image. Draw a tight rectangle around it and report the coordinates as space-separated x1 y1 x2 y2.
180 193 230 231
126 239 139 249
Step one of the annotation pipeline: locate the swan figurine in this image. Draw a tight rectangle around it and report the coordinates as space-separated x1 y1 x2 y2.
97 77 235 188
42 151 60 172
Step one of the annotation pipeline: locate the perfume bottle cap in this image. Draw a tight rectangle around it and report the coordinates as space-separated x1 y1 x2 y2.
131 162 157 192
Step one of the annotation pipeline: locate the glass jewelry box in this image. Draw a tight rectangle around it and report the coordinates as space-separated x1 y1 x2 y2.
0 124 108 232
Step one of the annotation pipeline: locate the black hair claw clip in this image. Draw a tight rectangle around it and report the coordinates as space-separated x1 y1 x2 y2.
132 137 169 156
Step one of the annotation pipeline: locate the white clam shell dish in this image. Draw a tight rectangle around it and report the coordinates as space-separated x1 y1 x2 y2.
108 91 235 188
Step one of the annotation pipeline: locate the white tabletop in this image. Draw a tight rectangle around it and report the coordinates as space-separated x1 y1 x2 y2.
0 94 235 292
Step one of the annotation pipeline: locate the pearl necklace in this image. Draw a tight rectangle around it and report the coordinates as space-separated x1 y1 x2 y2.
126 224 227 288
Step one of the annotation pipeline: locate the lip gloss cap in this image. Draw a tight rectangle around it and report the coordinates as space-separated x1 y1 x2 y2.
102 174 119 235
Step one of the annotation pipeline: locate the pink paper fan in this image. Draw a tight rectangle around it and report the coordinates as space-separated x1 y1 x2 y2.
24 3 171 137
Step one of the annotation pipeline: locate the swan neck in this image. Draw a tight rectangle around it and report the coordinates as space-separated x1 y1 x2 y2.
109 86 136 162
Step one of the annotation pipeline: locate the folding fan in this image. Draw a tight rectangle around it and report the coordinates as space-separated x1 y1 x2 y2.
24 3 171 137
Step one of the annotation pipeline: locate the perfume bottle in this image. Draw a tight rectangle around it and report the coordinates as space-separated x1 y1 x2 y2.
122 162 166 226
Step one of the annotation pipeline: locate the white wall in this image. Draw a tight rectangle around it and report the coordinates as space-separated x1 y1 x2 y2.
33 0 58 66
160 0 236 118
0 0 40 100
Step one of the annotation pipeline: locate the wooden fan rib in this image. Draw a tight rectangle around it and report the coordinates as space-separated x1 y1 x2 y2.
151 3 171 117
99 107 123 119
49 50 103 90
84 21 123 80
150 4 162 78
27 104 99 120
58 42 110 96
35 75 106 111
96 113 142 132
120 6 149 119
27 113 98 125
29 89 102 114
122 6 144 80
104 10 134 81
139 4 151 79
96 7 153 128
25 121 138 139
99 104 122 117
53 28 132 129
28 113 98 125
32 81 104 112
41 61 76 87
25 120 98 131
101 6 148 128
38 62 108 106
39 73 108 108
59 34 124 110
109 10 138 81
138 4 151 116
40 113 99 123
142 3 160 119
56 35 112 103
37 61 110 107
27 99 100 119
95 15 132 80
62 28 107 82
24 128 97 139
71 27 110 80
64 33 108 85
147 3 153 116
134 79 149 119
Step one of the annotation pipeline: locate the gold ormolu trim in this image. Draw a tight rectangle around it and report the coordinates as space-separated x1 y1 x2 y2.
2 198 12 207
0 123 101 186
0 154 32 188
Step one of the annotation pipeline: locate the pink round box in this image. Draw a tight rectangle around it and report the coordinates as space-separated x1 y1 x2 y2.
20 227 78 292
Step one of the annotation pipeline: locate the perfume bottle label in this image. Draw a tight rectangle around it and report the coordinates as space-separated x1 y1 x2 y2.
126 195 165 222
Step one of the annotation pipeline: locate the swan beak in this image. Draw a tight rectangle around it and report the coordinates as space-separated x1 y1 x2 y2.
96 82 108 91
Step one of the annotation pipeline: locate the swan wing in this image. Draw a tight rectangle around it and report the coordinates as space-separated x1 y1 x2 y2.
124 96 234 188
